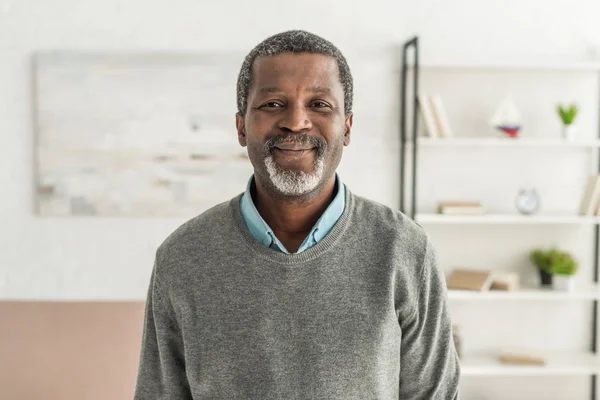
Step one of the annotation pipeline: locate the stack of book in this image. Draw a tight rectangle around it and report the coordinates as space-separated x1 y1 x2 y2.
418 94 454 138
446 269 520 292
499 351 546 366
438 201 484 215
579 174 600 216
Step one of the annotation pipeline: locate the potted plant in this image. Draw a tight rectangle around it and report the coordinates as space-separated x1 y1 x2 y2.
529 247 579 291
557 103 579 141
530 248 555 286
550 250 579 291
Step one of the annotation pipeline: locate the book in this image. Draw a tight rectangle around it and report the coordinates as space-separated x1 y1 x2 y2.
439 201 482 207
446 269 493 291
499 351 546 366
489 272 520 291
579 175 600 216
438 201 484 215
418 94 440 137
440 206 484 215
430 94 454 137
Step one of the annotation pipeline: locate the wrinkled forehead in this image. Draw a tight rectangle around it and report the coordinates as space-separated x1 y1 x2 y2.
251 52 342 94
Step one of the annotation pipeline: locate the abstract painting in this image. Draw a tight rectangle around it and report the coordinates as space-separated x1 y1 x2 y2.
34 52 253 217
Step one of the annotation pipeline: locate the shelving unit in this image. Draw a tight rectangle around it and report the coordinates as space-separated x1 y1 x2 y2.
461 352 600 377
413 137 600 148
400 37 600 399
416 214 600 225
449 285 600 301
414 62 600 72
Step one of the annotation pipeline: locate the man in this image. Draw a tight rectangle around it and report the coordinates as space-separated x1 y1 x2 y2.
134 30 460 399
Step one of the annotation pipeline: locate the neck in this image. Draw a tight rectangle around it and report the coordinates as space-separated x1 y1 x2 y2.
253 174 337 243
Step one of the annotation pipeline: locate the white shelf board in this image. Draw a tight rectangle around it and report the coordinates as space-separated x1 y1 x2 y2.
448 285 600 301
411 62 600 72
412 137 600 148
416 214 600 225
461 352 600 376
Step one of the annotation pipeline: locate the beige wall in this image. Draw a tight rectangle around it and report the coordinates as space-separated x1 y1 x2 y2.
0 302 145 400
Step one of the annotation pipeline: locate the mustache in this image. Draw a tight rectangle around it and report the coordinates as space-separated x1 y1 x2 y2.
265 134 326 155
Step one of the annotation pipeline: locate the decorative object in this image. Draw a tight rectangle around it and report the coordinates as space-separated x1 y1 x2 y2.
550 251 579 291
529 248 555 286
491 96 522 138
529 247 579 290
553 275 574 291
515 187 540 215
557 103 579 141
34 52 253 217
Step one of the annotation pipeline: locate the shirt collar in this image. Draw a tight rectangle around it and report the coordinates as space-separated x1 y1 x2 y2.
310 175 345 244
239 177 275 249
239 173 346 253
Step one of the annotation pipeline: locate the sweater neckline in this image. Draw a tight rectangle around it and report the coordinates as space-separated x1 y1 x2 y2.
229 186 355 265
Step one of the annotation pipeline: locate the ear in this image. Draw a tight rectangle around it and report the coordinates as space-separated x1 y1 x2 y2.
236 113 247 147
343 113 353 146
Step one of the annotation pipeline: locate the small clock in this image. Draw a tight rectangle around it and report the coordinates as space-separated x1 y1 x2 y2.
515 188 540 215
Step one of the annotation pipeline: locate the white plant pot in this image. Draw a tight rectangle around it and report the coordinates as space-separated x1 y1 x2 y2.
553 275 575 291
562 125 576 141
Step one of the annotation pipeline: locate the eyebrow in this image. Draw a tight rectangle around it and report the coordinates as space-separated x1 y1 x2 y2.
257 86 332 94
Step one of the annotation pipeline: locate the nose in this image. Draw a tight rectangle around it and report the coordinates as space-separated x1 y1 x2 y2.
277 104 313 133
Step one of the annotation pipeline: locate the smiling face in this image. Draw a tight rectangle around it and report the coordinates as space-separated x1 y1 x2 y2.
236 52 353 199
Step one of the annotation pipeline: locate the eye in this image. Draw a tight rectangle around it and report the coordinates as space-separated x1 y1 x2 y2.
311 101 330 109
261 101 284 109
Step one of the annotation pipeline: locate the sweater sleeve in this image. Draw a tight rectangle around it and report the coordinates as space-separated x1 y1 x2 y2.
398 236 461 399
134 263 192 400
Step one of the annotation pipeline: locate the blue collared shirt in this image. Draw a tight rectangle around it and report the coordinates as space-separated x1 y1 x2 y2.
239 174 346 254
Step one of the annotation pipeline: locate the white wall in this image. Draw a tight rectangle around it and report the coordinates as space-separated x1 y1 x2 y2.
3 0 600 299
3 0 600 398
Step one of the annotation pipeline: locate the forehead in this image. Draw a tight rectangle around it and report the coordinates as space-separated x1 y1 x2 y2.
251 52 342 92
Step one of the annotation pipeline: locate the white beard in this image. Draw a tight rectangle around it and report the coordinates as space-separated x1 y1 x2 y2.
264 154 325 196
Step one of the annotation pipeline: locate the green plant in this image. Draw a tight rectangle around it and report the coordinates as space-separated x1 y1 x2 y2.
529 248 557 272
557 103 579 125
551 251 579 276
529 247 579 276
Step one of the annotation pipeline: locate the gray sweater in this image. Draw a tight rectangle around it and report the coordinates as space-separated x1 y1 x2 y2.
134 187 460 399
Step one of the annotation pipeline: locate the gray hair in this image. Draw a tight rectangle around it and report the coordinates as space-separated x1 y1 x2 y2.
236 30 353 117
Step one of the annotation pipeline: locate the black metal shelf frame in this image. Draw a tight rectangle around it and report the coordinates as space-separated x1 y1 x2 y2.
400 36 418 219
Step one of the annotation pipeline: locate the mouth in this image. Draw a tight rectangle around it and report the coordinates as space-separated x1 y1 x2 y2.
272 146 317 157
